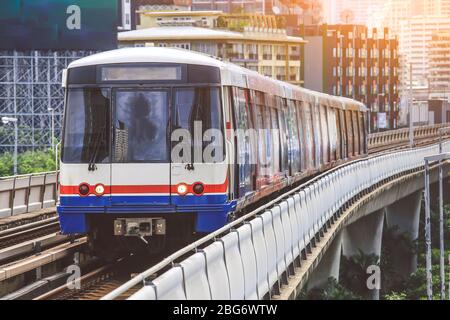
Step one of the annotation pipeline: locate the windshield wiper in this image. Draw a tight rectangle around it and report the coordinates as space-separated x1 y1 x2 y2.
88 129 105 171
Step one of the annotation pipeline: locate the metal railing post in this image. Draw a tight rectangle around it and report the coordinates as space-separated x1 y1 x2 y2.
424 159 433 300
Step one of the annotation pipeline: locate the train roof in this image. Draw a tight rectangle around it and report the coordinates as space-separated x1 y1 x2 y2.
68 47 366 112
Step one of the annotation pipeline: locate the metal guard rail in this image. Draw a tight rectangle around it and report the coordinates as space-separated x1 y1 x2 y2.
368 123 450 149
0 171 59 218
102 140 450 300
1 124 449 220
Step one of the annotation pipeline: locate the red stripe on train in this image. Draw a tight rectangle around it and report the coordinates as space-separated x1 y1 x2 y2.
60 176 228 195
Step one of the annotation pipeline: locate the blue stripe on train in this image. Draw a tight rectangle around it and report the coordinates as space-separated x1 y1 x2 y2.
57 194 235 234
60 194 228 207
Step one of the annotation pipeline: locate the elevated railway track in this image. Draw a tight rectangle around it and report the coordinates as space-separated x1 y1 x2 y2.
0 123 449 300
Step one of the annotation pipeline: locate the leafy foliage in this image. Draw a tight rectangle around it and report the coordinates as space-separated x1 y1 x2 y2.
339 250 380 297
299 278 361 300
0 148 58 177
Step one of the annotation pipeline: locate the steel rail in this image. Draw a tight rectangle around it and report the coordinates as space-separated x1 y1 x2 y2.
0 216 59 238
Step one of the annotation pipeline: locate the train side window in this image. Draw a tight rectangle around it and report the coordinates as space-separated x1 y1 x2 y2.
277 98 289 176
320 105 330 164
327 108 338 162
358 112 365 153
301 101 314 170
286 99 301 174
312 102 322 166
263 95 274 181
334 108 342 160
339 109 347 158
231 87 253 197
270 107 281 176
346 110 354 157
352 111 360 155
252 90 268 188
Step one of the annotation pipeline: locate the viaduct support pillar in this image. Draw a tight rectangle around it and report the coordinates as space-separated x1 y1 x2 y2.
385 191 422 276
307 231 343 291
342 209 385 300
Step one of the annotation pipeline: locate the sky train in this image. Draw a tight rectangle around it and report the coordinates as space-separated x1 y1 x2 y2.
58 47 367 255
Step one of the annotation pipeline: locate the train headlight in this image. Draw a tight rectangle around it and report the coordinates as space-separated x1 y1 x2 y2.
94 184 105 196
176 183 188 196
193 183 205 195
78 183 90 196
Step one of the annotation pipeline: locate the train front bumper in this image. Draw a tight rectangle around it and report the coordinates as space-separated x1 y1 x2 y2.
57 198 236 234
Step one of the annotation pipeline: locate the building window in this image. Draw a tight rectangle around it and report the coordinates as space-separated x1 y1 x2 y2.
289 66 299 81
360 85 366 95
358 67 367 77
192 43 218 57
275 66 286 80
275 46 286 60
371 67 379 77
262 45 272 60
371 84 378 95
228 43 244 60
347 48 355 58
247 43 258 60
333 84 342 95
347 66 355 77
289 46 300 60
262 66 272 77
333 66 343 77
347 84 354 96
359 48 367 58
371 49 379 58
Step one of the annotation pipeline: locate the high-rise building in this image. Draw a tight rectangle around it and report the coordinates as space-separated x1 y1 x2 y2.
323 0 385 25
191 0 264 13
428 32 450 100
303 24 400 131
119 10 305 85
190 0 324 24
118 0 132 31
383 0 450 33
398 15 450 98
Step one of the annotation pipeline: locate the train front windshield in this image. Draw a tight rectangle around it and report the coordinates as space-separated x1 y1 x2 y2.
62 88 111 164
62 85 223 164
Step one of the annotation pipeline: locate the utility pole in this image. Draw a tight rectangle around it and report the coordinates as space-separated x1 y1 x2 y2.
2 117 18 175
409 63 414 147
425 152 450 300
424 158 433 300
438 129 450 299
48 107 55 153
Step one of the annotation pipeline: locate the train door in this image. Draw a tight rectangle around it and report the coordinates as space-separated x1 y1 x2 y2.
170 86 226 205
231 87 253 198
111 88 171 205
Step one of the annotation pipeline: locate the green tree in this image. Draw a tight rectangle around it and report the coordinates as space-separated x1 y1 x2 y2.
299 278 361 300
0 147 58 177
0 153 13 177
340 250 380 297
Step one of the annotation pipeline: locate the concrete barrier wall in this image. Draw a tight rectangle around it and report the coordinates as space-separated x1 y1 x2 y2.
0 172 58 218
126 141 450 301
